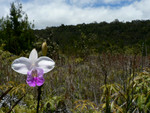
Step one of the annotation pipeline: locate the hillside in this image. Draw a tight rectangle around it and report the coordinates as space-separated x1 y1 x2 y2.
34 20 150 56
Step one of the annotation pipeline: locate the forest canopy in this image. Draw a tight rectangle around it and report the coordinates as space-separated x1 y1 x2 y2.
34 19 150 56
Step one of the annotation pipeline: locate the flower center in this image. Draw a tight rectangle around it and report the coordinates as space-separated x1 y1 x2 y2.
32 69 37 77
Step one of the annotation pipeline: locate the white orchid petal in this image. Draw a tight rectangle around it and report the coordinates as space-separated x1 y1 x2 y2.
36 56 55 73
29 49 38 63
11 57 31 74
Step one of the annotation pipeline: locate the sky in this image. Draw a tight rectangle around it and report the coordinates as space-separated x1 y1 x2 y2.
0 0 150 29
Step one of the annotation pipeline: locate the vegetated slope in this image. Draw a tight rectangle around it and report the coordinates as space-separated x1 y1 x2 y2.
34 20 150 55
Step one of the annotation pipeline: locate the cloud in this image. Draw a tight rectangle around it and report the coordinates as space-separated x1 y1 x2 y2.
0 0 14 17
103 0 134 4
0 0 149 29
134 0 150 19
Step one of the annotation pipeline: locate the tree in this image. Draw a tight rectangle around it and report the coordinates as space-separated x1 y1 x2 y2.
0 2 35 55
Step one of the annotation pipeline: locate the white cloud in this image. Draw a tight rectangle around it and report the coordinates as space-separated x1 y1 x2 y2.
0 0 14 17
134 0 150 19
103 0 134 4
0 0 150 29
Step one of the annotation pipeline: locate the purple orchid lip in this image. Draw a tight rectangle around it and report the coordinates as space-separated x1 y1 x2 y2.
26 68 45 87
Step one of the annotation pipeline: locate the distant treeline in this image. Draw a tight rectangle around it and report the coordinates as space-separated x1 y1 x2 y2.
34 20 150 56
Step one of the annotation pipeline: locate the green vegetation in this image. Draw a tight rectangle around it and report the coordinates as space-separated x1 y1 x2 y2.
0 2 150 113
0 2 35 55
35 19 150 56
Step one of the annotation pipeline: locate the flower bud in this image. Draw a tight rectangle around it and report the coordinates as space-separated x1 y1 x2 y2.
42 42 47 56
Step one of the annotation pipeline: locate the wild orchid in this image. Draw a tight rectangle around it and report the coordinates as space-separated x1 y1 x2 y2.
11 49 55 87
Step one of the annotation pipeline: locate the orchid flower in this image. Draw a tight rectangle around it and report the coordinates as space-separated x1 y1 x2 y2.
11 49 55 87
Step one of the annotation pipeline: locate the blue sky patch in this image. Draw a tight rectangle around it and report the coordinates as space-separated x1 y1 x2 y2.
94 0 141 8
65 0 141 8
21 0 141 8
